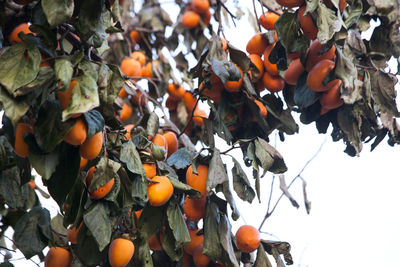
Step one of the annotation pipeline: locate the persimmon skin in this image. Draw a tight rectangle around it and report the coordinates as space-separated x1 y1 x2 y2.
108 238 135 267
44 247 72 267
120 57 141 77
263 45 279 76
183 229 204 255
183 91 197 112
57 80 77 111
130 51 146 66
193 245 211 267
163 131 178 157
224 65 243 92
319 79 344 109
182 11 200 29
186 165 208 197
183 195 206 222
298 6 318 40
14 122 33 158
258 12 280 30
248 54 264 82
118 103 132 122
193 108 207 126
284 58 305 85
67 222 83 244
235 225 260 253
143 163 157 179
306 40 336 72
80 131 103 160
147 176 174 206
306 59 335 92
64 118 87 146
166 96 179 110
129 30 141 44
9 23 35 44
86 166 115 199
168 83 186 100
262 71 285 93
254 99 267 118
191 0 210 14
276 0 304 8
148 233 163 251
246 33 269 55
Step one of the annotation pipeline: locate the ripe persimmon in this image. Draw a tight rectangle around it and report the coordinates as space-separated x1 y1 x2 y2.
67 222 83 244
284 58 305 85
183 229 204 255
86 167 115 200
131 89 147 107
224 65 243 92
130 51 146 66
163 131 178 157
263 44 279 76
80 157 88 170
183 250 193 267
108 238 135 267
193 245 211 267
249 54 264 81
148 233 163 251
259 12 280 30
182 11 200 29
143 163 157 179
235 225 260 253
288 52 302 60
44 247 72 267
254 99 267 118
298 6 318 40
14 122 33 158
166 96 179 111
276 0 304 8
193 108 207 126
319 79 343 109
118 88 128 99
80 131 103 160
9 23 35 44
186 165 208 197
64 118 87 146
147 176 174 206
201 9 212 26
120 57 141 77
129 30 141 44
183 195 206 222
191 0 210 14
140 62 153 78
183 91 197 112
124 124 134 140
57 80 78 111
246 33 269 55
306 59 335 92
118 103 132 122
168 83 186 100
152 134 168 153
305 40 336 72
262 71 285 93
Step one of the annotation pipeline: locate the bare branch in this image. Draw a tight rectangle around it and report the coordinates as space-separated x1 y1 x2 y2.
278 174 299 208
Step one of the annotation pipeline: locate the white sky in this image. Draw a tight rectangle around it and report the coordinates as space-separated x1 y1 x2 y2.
3 1 400 267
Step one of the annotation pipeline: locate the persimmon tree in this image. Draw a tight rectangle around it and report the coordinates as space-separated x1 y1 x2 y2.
0 0 399 266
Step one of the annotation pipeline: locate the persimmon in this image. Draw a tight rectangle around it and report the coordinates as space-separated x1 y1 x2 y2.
108 238 135 267
120 57 141 77
28 180 35 189
306 59 335 92
44 247 72 267
258 11 279 30
224 65 243 92
235 225 260 253
193 108 207 126
191 0 210 14
305 40 336 72
130 51 146 66
183 229 204 255
193 245 211 267
152 133 168 152
67 222 83 244
143 163 157 179
284 58 305 85
298 6 318 40
124 124 134 140
183 195 206 222
246 33 269 55
118 88 128 99
276 0 304 8
80 131 103 160
288 52 302 60
183 250 193 267
263 44 278 76
80 157 88 170
147 176 174 206
182 11 200 29
163 131 178 157
201 9 212 26
131 89 147 107
249 54 264 81
129 30 141 44
9 23 35 44
86 166 115 199
168 83 186 100
14 122 33 158
57 80 77 111
118 103 132 122
135 209 142 221
183 91 197 112
200 81 223 103
254 99 267 118
64 118 87 146
148 233 163 251
140 62 153 78
319 79 344 109
186 165 208 197
166 96 179 111
262 71 285 93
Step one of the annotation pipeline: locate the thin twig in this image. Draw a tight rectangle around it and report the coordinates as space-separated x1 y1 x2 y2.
0 245 15 252
257 0 283 15
252 0 262 32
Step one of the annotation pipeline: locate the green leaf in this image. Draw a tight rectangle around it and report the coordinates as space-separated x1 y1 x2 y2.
344 1 362 28
0 88 29 127
316 2 342 44
45 143 80 206
167 200 191 249
74 224 105 266
255 137 287 175
218 214 240 267
34 100 75 152
294 72 318 108
219 181 240 221
83 202 112 251
50 214 68 245
41 0 74 27
275 12 309 54
77 0 106 47
88 157 121 192
206 149 228 192
62 74 99 121
138 205 164 239
15 66 55 97
13 207 51 259
167 148 195 169
0 44 40 95
133 237 154 267
161 225 182 261
203 200 223 261
0 166 25 209
232 158 255 204
83 110 105 138
157 161 179 180
120 141 146 176
54 58 73 87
